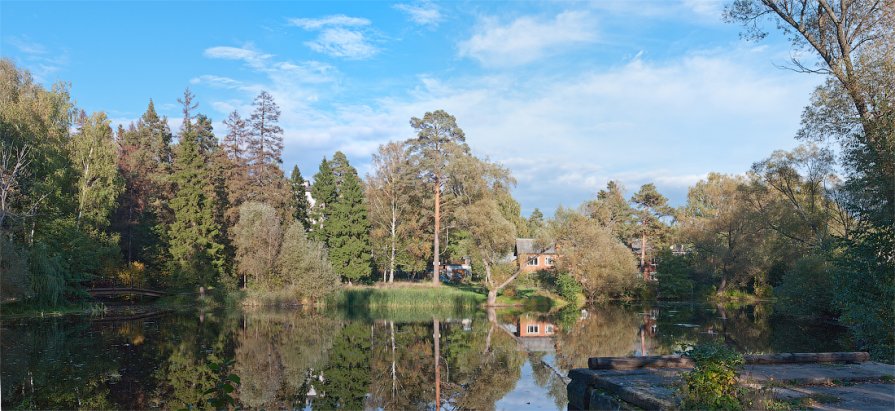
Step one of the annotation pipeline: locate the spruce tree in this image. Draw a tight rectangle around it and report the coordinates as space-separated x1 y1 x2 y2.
247 91 286 200
290 164 311 230
328 163 372 283
112 99 173 268
167 105 226 288
310 157 336 243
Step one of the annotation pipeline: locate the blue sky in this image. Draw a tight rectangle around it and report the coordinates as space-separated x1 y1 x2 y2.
1 0 822 215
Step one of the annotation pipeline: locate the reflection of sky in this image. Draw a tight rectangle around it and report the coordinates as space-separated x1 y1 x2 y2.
494 358 564 411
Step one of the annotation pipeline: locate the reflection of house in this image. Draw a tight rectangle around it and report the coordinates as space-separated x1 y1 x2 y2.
514 315 557 352
514 238 557 272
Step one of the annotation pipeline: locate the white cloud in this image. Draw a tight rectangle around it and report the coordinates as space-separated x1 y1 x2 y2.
5 36 68 81
288 15 371 30
393 1 442 28
458 11 599 67
203 46 272 69
682 0 723 19
289 14 379 59
305 28 378 60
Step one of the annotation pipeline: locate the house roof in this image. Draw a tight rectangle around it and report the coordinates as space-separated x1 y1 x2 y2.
515 238 556 255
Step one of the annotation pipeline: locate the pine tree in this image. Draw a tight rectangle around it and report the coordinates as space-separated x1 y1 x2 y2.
327 156 371 284
310 157 336 243
289 164 311 230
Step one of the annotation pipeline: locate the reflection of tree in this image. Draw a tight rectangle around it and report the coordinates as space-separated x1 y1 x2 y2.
449 310 525 411
369 321 436 410
234 309 342 409
554 305 641 370
318 321 372 410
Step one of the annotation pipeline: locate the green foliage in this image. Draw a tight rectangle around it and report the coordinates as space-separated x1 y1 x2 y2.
549 207 641 300
681 342 745 410
833 230 895 362
555 272 582 302
277 220 339 302
289 164 311 230
203 359 240 409
775 254 836 318
167 122 226 289
327 154 372 283
318 322 371 410
310 157 336 243
233 202 281 289
654 249 696 300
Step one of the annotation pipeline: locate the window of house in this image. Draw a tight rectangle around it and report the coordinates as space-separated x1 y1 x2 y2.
546 325 554 334
545 256 555 266
527 324 539 333
527 256 539 266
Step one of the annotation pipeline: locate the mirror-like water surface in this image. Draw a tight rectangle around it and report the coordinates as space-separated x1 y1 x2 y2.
1 303 847 410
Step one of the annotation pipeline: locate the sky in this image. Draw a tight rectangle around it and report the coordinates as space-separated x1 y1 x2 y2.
0 0 824 215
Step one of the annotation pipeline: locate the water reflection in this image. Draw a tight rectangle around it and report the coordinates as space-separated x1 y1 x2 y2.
1 302 848 409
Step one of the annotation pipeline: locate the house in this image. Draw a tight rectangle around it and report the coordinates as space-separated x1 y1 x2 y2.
514 238 558 272
514 315 557 352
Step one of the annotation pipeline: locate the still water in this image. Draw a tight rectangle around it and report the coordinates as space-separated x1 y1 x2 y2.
1 302 847 410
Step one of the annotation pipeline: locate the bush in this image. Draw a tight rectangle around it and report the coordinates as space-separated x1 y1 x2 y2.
555 273 582 302
655 250 695 300
681 342 745 410
775 254 836 317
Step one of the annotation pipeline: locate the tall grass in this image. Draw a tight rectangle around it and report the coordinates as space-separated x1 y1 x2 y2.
327 285 485 322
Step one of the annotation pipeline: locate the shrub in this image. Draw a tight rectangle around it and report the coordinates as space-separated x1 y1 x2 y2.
775 254 835 317
555 272 582 302
681 342 745 410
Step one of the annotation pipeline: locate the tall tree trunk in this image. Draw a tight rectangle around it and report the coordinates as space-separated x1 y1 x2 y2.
433 318 441 411
487 289 497 307
432 178 441 285
390 321 397 398
389 201 396 283
640 232 647 280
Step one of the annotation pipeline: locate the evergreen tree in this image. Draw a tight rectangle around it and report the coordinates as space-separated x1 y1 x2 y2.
221 110 252 228
113 99 174 268
289 164 311 230
309 157 336 243
247 90 288 209
328 161 372 283
167 102 226 288
194 114 218 155
406 110 469 284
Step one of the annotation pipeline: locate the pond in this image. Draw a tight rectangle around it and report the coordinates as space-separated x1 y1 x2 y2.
1 302 848 409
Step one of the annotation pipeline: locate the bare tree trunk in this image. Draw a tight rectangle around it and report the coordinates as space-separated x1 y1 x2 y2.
389 201 396 283
390 321 397 398
433 178 441 285
433 318 441 411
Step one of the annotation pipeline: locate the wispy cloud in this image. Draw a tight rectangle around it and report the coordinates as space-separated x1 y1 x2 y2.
289 14 379 59
288 15 370 30
203 46 272 69
458 11 599 67
4 35 68 81
306 28 378 60
393 1 442 28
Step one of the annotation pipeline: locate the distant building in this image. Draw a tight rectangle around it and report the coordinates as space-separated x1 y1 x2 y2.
514 238 558 272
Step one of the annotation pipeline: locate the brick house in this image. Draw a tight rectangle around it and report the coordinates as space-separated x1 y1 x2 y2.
514 238 558 272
